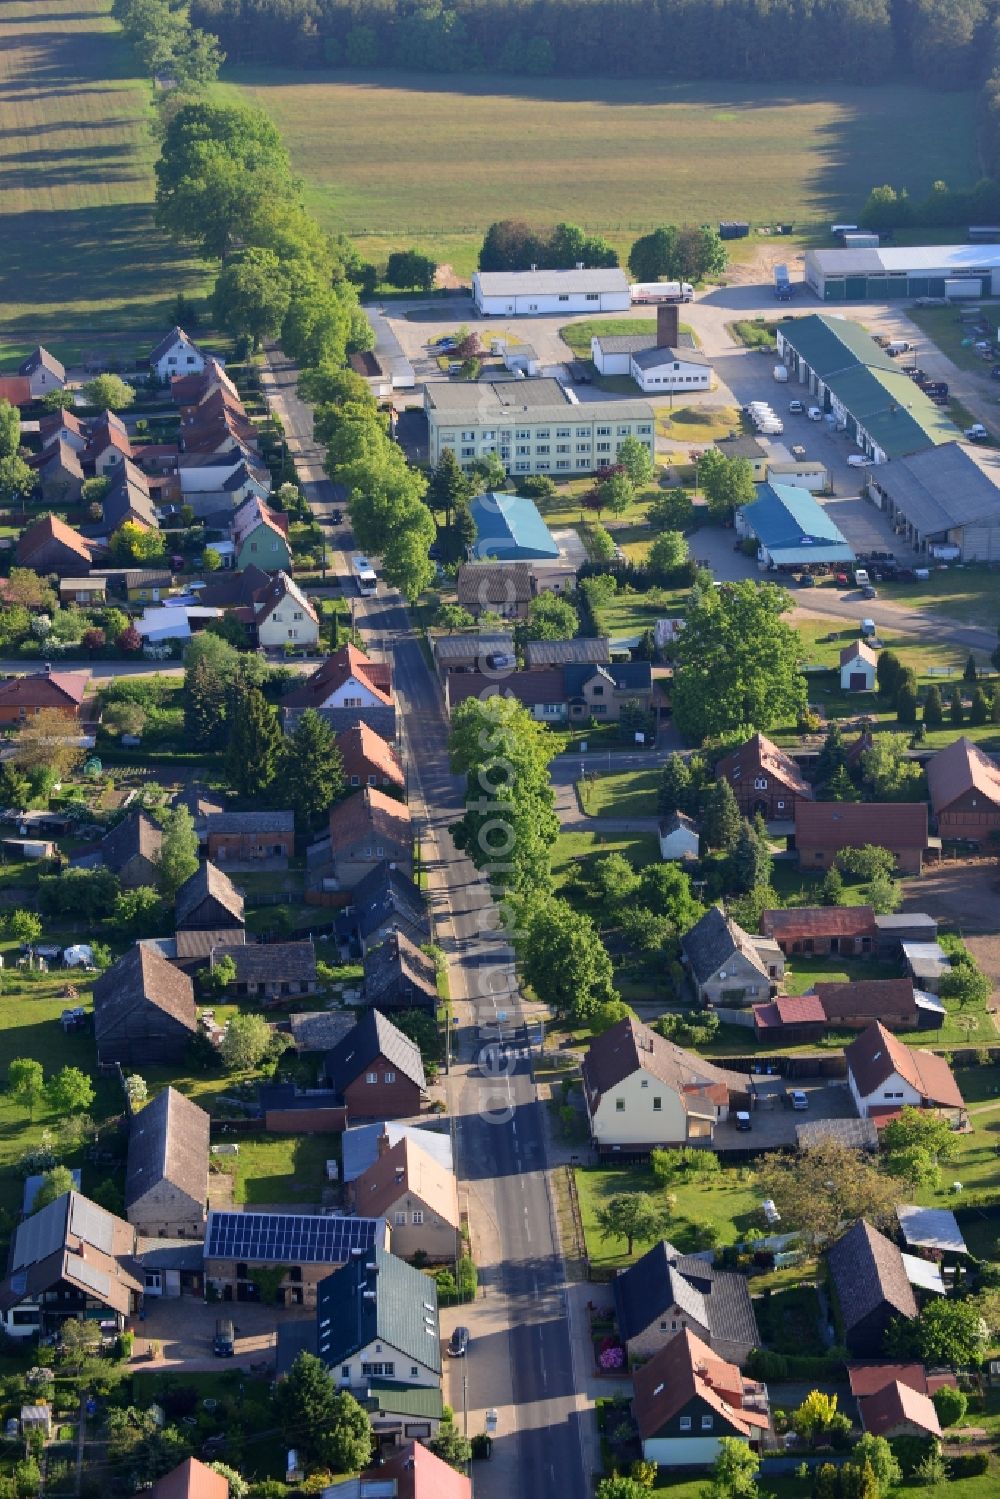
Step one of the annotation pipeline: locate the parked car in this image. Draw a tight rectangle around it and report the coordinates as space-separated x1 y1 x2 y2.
861 585 877 599
965 423 990 442
790 444 807 459
835 572 849 587
213 1319 236 1358
330 508 343 525
790 1090 809 1110
449 1326 470 1357
807 406 823 421
799 573 817 587
735 1111 752 1132
788 399 804 414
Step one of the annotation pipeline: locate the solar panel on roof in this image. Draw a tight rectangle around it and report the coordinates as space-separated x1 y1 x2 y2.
205 1211 379 1263
68 1256 111 1298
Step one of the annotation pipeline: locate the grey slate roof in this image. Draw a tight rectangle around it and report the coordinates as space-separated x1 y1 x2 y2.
288 1011 356 1053
363 931 438 1009
871 441 1000 535
476 268 628 296
125 1087 209 1211
100 810 162 872
175 861 245 928
631 346 711 370
827 1219 918 1332
613 1240 759 1348
93 946 197 1048
325 1009 426 1094
316 1244 441 1372
214 939 316 985
524 637 611 668
681 906 754 985
350 861 429 944
204 810 294 835
593 334 655 355
563 660 652 697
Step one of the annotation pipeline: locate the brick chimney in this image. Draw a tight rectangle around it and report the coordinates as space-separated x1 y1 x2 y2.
376 1129 391 1158
657 304 679 349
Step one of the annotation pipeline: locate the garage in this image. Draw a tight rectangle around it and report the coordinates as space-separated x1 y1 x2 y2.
867 441 1000 560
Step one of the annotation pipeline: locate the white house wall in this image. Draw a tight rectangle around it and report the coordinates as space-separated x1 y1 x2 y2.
642 1436 734 1467
335 1339 440 1388
590 1067 690 1146
476 291 631 315
850 1068 922 1118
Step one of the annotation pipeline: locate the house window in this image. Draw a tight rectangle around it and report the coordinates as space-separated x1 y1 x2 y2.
350 774 360 786
368 774 377 787
640 1079 648 1088
680 1417 692 1431
536 445 549 455
653 1097 662 1111
596 426 611 436
394 1212 407 1225
411 1210 424 1225
776 800 785 811
410 1366 419 1378
516 445 530 456
586 293 599 301
701 1415 714 1431
365 1072 378 1084
250 542 257 553
384 1071 396 1083
536 429 550 439
592 685 604 696
615 1098 625 1112
462 431 476 442
597 442 611 453
556 428 571 438
342 1365 351 1379
558 294 569 302
754 776 768 790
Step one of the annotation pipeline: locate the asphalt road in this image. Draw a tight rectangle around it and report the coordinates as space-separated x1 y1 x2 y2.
263 351 586 1499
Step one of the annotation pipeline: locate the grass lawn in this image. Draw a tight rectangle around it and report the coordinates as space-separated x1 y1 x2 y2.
577 767 661 819
559 318 696 355
730 318 781 350
782 954 901 996
873 564 1000 631
222 69 977 277
551 829 660 889
575 1162 761 1278
657 404 741 443
753 1282 824 1354
224 1132 336 1205
906 303 1000 376
0 1 211 339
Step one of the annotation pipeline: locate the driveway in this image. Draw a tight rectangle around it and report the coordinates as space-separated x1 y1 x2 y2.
713 1078 858 1152
130 1297 312 1371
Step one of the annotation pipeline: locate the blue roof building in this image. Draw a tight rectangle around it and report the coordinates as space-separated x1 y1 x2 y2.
469 492 560 561
737 482 854 569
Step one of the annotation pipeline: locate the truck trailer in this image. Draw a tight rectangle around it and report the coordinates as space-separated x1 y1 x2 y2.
629 281 694 304
774 264 793 301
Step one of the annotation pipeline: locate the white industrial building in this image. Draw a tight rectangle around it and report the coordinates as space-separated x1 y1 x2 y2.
425 377 654 474
590 304 713 392
472 267 631 316
804 242 1000 302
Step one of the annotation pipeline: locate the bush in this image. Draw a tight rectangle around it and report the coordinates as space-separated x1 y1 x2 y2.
932 1384 967 1428
948 1452 988 1478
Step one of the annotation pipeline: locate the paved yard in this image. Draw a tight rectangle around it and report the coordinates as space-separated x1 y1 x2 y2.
714 1076 858 1152
130 1296 312 1371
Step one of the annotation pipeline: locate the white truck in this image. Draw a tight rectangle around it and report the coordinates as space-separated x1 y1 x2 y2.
630 281 694 304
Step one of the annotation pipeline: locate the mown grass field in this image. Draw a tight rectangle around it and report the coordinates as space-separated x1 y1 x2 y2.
223 68 978 278
0 0 210 342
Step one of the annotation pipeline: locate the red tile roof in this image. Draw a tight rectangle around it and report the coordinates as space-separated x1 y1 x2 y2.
846 1022 964 1109
0 668 90 710
848 1362 933 1397
369 1441 470 1499
794 800 928 856
815 978 916 1024
16 514 93 568
633 1328 770 1441
149 1459 229 1499
716 731 812 798
281 644 393 710
858 1379 941 1439
927 735 1000 815
0 377 32 406
338 722 404 788
761 906 876 942
327 786 411 855
761 993 826 1027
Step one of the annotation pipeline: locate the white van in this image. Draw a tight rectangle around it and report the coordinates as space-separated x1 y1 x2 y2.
885 340 910 356
807 406 823 421
847 454 874 467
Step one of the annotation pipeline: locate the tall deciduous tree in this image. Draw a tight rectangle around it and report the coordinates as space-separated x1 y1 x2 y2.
8 1058 45 1119
11 708 84 784
757 1140 901 1248
30 1165 76 1213
213 248 291 349
220 1014 272 1072
595 1192 666 1257
154 806 200 901
515 895 619 1022
0 398 20 458
671 581 806 743
83 374 135 411
616 435 655 486
284 709 344 834
46 1066 94 1116
697 449 755 521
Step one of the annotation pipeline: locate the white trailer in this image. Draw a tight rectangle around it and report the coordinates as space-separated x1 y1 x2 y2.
629 281 694 303
945 278 981 300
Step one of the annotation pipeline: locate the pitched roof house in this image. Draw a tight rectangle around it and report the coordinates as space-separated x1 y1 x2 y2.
175 861 245 932
827 1220 919 1357
347 1134 460 1262
38 408 87 452
347 861 430 954
582 1016 751 1151
0 667 89 726
364 931 438 1014
33 438 84 505
339 722 405 792
204 810 294 867
15 515 94 577
760 905 877 957
319 788 413 890
324 1444 469 1499
231 496 292 573
680 906 784 1007
93 946 197 1065
84 412 133 475
341 1121 453 1183
211 940 317 1005
280 644 395 738
149 1460 229 1499
794 800 930 874
614 1240 760 1365
324 1009 426 1122
846 1022 964 1121
456 560 535 618
150 327 206 383
854 1374 943 1441
815 977 921 1031
840 640 879 692
633 1328 770 1467
752 993 828 1046
125 1087 209 1238
715 733 813 821
927 735 1000 842
0 376 33 407
102 459 159 532
658 811 701 862
251 572 319 650
99 810 163 888
315 1244 441 1393
0 1191 141 1337
18 346 66 396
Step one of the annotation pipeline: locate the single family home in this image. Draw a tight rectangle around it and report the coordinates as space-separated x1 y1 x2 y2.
680 906 783 1007
633 1328 770 1467
715 733 813 822
794 800 930 874
614 1240 760 1365
926 735 1000 844
280 643 395 739
845 1022 964 1122
346 1132 460 1262
323 1009 426 1123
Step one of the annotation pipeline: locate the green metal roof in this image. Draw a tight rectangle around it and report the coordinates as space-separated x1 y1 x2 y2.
778 313 896 377
364 1379 444 1418
316 1245 442 1374
826 366 960 459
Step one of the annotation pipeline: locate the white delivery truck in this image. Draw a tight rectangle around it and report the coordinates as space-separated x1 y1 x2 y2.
773 364 789 383
630 281 694 303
